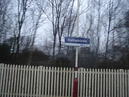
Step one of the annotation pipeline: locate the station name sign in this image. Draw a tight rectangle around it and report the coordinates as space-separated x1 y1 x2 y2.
65 37 90 47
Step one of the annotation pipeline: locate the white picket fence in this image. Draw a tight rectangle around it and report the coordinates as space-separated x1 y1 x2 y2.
0 63 129 97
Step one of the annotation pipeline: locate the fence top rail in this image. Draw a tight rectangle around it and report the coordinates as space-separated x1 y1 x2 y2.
0 63 129 71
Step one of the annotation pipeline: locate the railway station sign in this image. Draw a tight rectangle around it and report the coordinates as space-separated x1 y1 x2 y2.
65 37 90 47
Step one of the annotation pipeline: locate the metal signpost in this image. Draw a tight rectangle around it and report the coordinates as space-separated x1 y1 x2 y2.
65 37 90 97
65 0 90 97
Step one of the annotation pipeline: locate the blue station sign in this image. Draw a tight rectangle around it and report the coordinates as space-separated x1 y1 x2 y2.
65 37 90 47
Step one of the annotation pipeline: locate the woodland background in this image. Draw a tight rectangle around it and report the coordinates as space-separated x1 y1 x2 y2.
0 0 129 69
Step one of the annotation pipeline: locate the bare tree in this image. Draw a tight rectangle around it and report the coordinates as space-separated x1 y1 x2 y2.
0 0 10 43
104 0 122 60
26 1 45 64
16 0 32 53
37 0 76 57
55 0 76 54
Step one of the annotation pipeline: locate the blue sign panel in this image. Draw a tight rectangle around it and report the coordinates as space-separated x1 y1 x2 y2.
65 37 90 46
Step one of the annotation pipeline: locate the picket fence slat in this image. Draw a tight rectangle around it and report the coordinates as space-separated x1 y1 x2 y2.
0 63 129 97
83 68 85 97
127 70 129 97
71 68 74 97
2 64 7 97
0 64 4 94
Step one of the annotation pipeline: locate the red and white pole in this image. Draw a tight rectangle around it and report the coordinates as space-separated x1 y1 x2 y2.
73 73 78 97
73 47 79 97
73 0 80 97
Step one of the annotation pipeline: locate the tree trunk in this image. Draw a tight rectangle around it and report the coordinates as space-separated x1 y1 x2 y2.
105 17 111 60
58 36 62 54
53 34 56 57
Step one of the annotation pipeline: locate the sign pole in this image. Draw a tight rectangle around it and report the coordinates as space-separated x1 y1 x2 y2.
73 47 78 97
75 47 79 78
75 47 79 68
73 0 79 97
